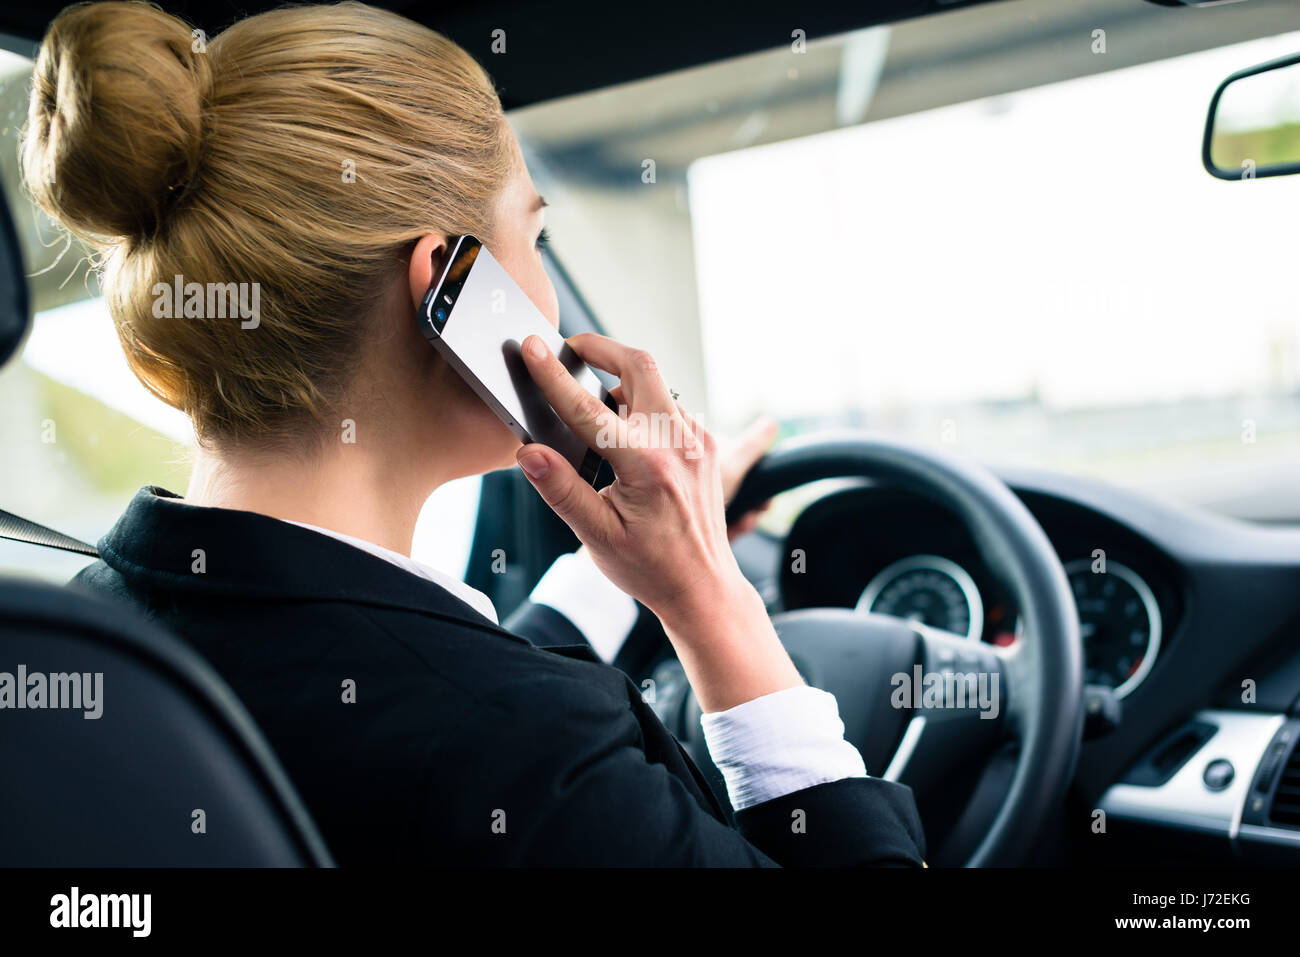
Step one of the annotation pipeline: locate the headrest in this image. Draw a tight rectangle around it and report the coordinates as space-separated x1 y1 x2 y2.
0 186 30 368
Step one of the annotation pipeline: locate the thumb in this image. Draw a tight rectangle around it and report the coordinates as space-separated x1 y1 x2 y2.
515 444 612 540
736 415 779 460
721 415 779 503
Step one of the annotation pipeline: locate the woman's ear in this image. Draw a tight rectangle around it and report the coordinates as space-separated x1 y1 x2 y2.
408 233 450 310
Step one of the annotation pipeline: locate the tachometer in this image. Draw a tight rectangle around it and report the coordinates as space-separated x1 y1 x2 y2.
1063 559 1162 699
857 555 984 641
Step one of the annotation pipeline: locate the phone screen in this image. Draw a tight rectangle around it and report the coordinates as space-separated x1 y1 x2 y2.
419 235 611 484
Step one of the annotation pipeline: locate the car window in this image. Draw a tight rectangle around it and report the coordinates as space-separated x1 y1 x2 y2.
510 0 1300 523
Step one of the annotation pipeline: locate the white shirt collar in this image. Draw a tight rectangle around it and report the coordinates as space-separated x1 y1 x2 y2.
282 519 499 625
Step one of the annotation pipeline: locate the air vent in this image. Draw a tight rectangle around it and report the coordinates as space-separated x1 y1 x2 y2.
1268 737 1300 828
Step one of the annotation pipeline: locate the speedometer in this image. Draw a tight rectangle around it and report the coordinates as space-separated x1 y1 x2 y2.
857 555 984 641
1063 559 1162 699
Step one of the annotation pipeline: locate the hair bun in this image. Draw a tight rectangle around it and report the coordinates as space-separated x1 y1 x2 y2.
22 1 213 244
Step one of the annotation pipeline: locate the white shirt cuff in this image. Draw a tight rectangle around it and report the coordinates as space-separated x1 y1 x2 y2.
700 686 867 811
528 551 639 663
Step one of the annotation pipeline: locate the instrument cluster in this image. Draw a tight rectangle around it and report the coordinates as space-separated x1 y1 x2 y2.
779 486 1180 700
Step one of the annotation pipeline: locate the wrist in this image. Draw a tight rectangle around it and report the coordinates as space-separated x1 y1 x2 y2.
651 566 766 639
656 571 803 712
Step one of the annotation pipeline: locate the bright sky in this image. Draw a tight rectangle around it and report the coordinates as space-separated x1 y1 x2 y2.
689 30 1300 431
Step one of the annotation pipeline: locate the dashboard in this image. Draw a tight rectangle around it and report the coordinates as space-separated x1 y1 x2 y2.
728 466 1300 864
778 484 1182 702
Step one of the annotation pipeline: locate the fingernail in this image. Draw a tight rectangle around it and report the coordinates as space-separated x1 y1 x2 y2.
518 452 550 479
526 336 547 359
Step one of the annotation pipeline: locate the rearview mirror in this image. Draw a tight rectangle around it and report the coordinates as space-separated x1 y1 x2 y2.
1203 52 1300 181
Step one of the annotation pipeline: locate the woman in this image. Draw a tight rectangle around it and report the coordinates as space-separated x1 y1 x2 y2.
22 0 924 866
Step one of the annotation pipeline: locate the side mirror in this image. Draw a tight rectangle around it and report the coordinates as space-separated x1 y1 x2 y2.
1203 52 1300 181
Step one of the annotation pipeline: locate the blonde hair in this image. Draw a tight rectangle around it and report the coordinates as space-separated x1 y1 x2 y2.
21 1 514 445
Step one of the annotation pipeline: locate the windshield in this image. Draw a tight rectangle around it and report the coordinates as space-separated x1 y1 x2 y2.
511 0 1300 523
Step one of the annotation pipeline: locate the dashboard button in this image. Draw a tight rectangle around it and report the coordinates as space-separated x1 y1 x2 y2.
1203 759 1235 791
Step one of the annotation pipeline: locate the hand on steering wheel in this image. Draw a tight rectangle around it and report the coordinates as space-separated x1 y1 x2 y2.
708 433 1085 866
515 333 803 712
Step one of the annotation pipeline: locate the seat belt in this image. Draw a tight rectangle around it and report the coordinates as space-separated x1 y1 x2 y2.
0 508 99 557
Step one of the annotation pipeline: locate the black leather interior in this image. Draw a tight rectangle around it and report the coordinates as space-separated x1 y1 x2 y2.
0 188 29 367
0 578 334 865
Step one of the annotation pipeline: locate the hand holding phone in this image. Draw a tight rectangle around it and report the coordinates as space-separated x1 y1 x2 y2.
513 332 805 714
418 235 613 484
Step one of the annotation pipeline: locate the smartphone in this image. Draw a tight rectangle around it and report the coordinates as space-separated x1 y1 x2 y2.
418 234 613 484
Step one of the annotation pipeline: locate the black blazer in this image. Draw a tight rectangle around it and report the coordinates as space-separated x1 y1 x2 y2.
70 487 925 867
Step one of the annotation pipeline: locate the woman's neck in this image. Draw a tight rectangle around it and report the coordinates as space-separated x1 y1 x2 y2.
184 439 443 558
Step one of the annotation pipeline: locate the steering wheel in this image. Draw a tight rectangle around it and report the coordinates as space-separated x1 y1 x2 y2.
674 433 1084 867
